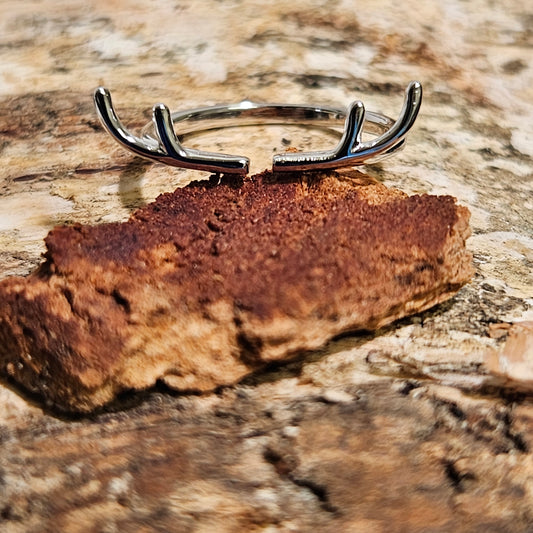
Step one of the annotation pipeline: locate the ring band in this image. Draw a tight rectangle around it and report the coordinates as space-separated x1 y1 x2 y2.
94 81 422 176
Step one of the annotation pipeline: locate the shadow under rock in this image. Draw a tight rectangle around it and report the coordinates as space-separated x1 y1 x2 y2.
238 292 463 389
238 330 376 388
118 158 151 212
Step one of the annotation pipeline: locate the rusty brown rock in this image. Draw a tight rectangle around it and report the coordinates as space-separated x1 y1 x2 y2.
0 171 473 412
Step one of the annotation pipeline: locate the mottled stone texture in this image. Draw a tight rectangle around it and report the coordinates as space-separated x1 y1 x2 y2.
1 382 532 532
0 0 532 531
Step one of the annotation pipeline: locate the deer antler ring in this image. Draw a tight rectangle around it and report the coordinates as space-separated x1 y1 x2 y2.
94 82 422 176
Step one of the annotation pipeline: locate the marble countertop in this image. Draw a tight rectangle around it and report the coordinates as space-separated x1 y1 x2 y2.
0 1 532 530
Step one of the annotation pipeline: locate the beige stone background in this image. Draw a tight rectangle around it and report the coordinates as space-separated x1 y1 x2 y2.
0 0 532 531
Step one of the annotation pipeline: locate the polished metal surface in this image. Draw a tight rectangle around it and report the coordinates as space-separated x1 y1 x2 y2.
94 82 422 175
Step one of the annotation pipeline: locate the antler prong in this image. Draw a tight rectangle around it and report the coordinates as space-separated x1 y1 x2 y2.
152 103 249 174
93 87 162 161
366 81 422 152
337 100 366 157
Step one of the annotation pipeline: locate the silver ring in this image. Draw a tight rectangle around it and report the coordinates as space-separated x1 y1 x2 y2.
94 81 422 176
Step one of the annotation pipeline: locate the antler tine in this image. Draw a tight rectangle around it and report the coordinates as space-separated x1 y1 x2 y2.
365 81 422 154
335 100 366 157
271 102 365 171
93 87 162 161
152 104 249 175
152 103 189 160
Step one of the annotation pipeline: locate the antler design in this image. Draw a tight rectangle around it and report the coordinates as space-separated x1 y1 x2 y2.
272 81 422 171
94 82 422 176
94 88 249 175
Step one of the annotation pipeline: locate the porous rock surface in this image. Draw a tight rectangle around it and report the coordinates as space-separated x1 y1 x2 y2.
0 171 472 412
